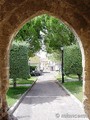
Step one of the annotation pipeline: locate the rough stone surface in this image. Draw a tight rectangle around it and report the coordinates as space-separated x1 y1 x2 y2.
0 0 90 119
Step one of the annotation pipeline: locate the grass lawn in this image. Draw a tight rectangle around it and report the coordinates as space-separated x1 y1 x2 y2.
9 77 36 85
56 72 83 102
7 77 37 107
7 86 29 107
63 81 83 102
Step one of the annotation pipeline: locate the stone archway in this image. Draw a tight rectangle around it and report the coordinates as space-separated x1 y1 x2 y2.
0 0 90 119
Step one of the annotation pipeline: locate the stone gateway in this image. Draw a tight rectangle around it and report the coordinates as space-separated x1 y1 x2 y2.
0 0 90 119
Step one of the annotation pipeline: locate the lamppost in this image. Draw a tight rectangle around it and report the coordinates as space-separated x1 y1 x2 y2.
29 59 31 75
61 47 64 83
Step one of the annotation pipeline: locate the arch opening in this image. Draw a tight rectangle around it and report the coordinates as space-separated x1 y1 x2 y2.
7 13 86 119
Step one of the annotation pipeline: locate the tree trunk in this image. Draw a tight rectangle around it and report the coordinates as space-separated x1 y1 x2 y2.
77 74 81 81
13 78 16 88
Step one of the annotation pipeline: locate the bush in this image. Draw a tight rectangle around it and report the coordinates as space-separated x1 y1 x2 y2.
9 41 30 87
64 44 82 80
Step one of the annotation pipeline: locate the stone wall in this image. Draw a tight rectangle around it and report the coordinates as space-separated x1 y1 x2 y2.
0 0 90 119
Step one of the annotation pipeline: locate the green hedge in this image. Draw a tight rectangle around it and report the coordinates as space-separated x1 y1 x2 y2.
9 41 29 80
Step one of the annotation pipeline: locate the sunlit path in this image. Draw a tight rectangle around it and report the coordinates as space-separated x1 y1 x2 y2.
13 72 88 120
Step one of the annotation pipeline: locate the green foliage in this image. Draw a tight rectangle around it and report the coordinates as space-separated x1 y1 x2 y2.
15 14 76 54
15 18 42 57
10 41 30 80
64 44 82 80
43 15 76 52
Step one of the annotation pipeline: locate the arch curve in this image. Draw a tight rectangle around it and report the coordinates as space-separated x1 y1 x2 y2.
0 0 90 119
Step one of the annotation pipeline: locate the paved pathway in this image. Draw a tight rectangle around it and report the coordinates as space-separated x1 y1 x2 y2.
13 72 89 120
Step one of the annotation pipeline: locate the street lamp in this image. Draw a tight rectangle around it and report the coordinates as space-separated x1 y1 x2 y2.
61 47 64 83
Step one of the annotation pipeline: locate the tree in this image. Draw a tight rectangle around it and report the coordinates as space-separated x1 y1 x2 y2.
14 14 76 55
15 18 42 57
43 15 76 52
64 44 82 81
10 41 29 87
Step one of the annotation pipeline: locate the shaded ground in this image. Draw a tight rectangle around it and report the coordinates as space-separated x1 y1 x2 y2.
12 72 88 120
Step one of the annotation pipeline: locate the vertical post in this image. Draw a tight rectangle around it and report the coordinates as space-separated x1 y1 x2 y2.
61 47 64 83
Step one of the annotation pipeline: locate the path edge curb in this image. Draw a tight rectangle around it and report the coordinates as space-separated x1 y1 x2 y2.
56 80 84 109
8 77 38 115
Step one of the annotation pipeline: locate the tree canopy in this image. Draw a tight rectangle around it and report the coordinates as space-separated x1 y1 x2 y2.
14 14 76 55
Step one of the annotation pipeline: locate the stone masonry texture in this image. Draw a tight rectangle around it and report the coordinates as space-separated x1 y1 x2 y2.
0 0 90 119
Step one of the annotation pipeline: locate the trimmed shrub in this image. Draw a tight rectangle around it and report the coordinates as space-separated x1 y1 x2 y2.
9 41 30 84
64 44 82 80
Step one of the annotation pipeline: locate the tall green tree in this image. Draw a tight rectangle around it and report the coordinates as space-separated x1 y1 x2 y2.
10 41 29 87
64 44 82 81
